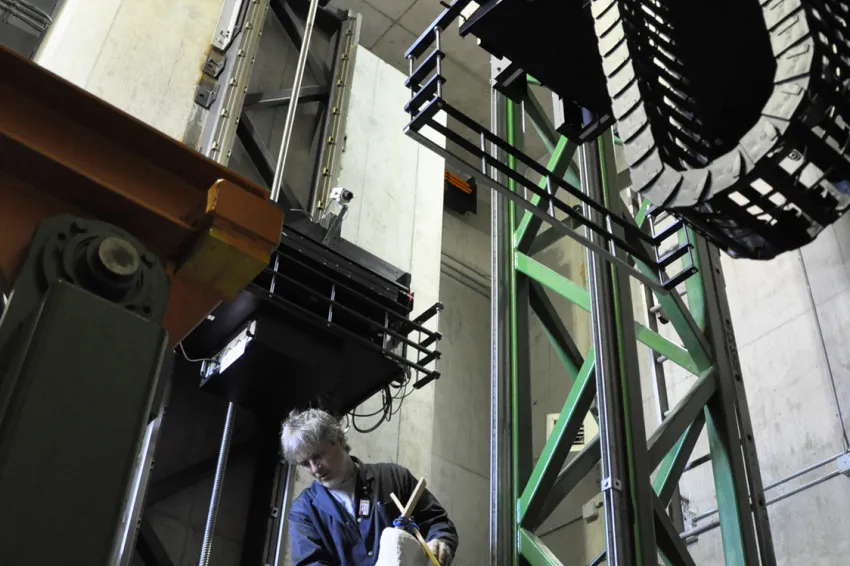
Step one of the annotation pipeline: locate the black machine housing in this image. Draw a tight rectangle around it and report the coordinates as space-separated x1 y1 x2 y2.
178 218 442 421
460 0 613 143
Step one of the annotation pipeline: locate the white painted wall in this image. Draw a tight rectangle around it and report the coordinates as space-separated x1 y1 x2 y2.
282 46 447 563
35 0 221 141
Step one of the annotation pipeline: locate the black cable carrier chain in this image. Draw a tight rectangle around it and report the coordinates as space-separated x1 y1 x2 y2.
401 0 850 284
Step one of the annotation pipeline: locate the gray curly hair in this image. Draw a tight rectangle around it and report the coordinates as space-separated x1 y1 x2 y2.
280 409 350 463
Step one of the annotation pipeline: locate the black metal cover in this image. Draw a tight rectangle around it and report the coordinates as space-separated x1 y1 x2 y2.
460 0 613 141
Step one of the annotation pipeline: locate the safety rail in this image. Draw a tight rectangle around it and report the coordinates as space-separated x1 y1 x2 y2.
401 1 698 294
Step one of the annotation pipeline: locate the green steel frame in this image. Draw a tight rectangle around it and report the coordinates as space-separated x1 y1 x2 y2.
490 83 777 566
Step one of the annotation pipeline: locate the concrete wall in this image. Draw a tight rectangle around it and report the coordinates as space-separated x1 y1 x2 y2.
431 210 491 566
280 45 446 562
35 0 221 141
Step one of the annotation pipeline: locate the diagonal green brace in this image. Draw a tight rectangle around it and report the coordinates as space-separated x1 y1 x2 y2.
654 412 706 504
519 528 565 566
515 252 700 376
515 251 590 310
517 350 595 528
513 136 579 252
706 400 749 566
536 435 601 529
647 368 716 469
616 198 712 371
523 89 560 156
653 494 698 566
529 280 584 379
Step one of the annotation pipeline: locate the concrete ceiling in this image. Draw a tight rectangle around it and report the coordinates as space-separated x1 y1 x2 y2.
330 0 554 205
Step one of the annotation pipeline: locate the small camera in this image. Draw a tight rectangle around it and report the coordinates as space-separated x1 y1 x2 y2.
330 187 354 205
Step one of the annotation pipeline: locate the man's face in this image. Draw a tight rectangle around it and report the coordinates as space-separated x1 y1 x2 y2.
297 441 350 488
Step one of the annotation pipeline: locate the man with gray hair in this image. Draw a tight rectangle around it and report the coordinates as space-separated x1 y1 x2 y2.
281 408 458 565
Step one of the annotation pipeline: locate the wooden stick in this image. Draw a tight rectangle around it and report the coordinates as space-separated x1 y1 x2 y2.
403 478 427 518
411 526 441 566
390 492 406 515
389 477 441 565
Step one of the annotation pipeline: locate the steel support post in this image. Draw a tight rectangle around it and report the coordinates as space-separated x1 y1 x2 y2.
309 11 360 219
490 85 514 566
695 236 776 566
506 99 534 559
583 135 656 566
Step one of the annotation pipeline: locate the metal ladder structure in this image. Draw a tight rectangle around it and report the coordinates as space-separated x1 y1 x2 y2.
486 86 777 566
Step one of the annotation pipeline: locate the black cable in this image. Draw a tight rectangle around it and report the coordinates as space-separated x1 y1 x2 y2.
351 386 392 434
349 367 418 433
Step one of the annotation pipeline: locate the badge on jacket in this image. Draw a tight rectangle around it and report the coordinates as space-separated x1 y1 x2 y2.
358 499 371 517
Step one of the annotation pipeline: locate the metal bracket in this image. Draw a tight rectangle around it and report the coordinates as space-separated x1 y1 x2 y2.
212 0 246 51
195 76 220 109
204 51 226 78
600 477 623 492
838 454 850 477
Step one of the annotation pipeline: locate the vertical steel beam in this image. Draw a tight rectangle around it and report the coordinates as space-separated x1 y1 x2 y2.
490 77 513 566
506 96 533 565
696 236 776 565
583 133 655 566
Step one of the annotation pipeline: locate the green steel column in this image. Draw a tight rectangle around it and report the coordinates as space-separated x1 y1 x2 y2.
506 97 532 565
696 236 776 565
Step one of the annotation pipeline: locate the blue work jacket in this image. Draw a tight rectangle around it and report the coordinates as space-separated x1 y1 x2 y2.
288 459 458 566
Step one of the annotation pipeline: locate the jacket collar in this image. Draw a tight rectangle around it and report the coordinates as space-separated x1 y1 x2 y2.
309 455 368 526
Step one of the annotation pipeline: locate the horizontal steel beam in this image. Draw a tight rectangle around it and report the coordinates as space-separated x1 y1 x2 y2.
0 46 283 347
244 84 330 109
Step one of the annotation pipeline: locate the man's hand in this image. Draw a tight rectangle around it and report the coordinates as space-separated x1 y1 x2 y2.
426 539 453 566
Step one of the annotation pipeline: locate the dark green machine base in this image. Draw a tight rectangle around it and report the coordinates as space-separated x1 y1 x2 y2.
0 281 170 565
0 216 172 565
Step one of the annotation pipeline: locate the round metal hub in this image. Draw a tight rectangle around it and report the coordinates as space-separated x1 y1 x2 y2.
97 237 141 278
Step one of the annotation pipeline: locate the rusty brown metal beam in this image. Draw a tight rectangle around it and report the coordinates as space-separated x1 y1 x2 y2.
0 46 283 345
